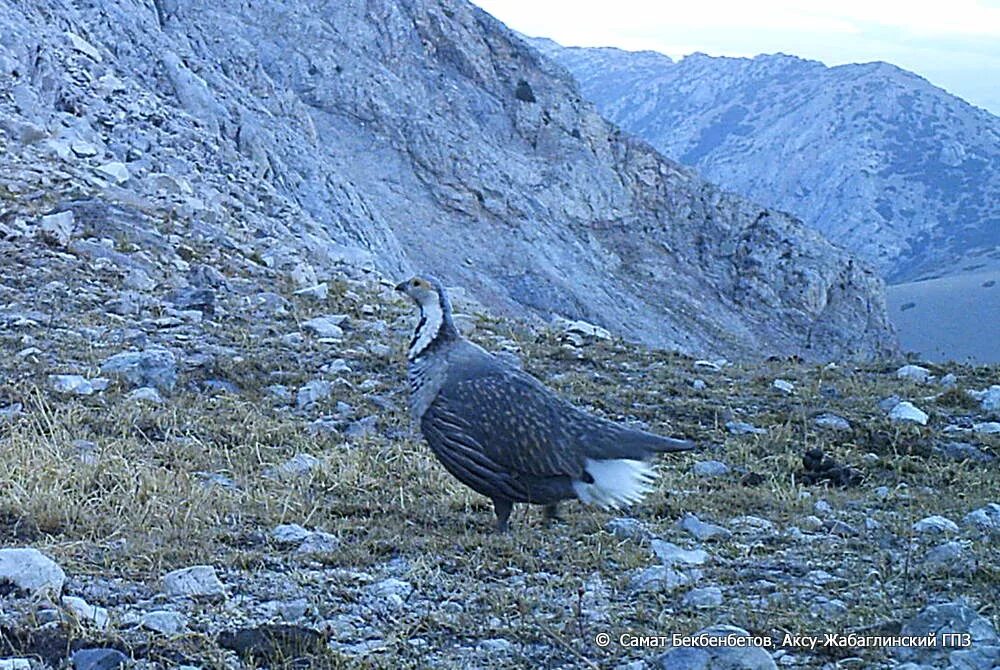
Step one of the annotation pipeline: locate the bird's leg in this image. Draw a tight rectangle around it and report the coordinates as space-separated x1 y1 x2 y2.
492 497 513 533
543 503 562 524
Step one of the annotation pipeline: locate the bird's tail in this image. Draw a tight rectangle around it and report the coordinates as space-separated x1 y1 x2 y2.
572 458 658 509
646 433 697 453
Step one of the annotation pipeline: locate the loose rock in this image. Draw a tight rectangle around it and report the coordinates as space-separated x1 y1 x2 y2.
814 413 852 431
163 565 225 598
296 380 332 408
629 566 696 594
889 401 929 425
963 503 1000 534
651 540 709 566
71 648 127 670
913 515 959 534
692 460 730 477
922 541 973 576
896 601 998 663
141 609 188 635
897 365 932 383
726 420 766 435
772 379 794 394
0 547 65 596
100 348 177 391
606 517 651 541
682 586 723 608
63 595 110 630
303 315 347 339
296 532 340 554
679 513 732 541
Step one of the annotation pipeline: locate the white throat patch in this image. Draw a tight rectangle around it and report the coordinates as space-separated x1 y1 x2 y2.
409 298 444 359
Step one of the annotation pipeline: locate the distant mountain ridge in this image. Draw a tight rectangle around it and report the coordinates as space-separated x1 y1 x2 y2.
530 37 1000 283
0 0 896 361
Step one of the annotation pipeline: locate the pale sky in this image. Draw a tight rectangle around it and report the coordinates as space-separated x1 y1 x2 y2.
472 0 1000 115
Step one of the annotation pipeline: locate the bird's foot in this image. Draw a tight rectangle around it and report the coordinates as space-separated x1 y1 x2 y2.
492 497 513 534
542 504 563 525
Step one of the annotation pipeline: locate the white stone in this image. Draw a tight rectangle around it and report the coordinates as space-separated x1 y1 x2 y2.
606 517 651 541
692 460 729 477
963 503 1000 533
62 596 110 630
0 548 65 596
978 385 1000 413
147 173 193 194
141 609 188 635
913 515 959 534
296 531 340 554
49 374 95 395
70 141 98 157
555 317 611 340
40 210 75 246
973 422 1000 434
896 365 932 383
272 524 311 544
815 413 851 431
128 387 164 404
679 513 732 541
726 420 766 435
302 316 346 339
651 539 709 566
772 379 794 394
297 379 332 408
289 263 317 287
294 283 328 300
629 566 697 593
162 565 225 597
0 660 30 670
477 638 513 653
889 401 928 425
65 31 102 61
270 453 320 478
95 161 130 184
363 578 413 605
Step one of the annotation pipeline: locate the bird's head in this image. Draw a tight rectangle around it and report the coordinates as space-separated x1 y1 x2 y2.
394 275 444 309
395 275 458 357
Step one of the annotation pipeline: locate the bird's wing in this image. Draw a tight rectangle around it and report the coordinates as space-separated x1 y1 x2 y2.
423 369 587 479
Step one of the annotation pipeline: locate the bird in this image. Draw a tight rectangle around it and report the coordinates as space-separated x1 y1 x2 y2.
395 275 695 532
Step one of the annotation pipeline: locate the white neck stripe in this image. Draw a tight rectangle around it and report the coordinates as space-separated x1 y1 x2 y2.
409 300 443 359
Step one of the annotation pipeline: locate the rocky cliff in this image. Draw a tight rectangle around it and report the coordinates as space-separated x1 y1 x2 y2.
0 0 895 359
531 38 1000 283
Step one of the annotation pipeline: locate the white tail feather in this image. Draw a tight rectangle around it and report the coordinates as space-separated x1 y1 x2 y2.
572 458 658 510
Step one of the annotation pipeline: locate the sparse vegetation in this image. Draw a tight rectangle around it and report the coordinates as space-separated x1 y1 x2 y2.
1 263 997 667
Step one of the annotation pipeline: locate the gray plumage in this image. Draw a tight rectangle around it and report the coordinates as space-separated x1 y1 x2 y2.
396 275 695 532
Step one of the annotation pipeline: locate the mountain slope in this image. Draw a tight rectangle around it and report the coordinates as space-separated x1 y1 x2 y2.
0 0 894 360
886 251 1000 363
531 38 1000 283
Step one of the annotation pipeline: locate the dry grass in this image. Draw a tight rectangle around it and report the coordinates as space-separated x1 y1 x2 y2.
0 254 997 667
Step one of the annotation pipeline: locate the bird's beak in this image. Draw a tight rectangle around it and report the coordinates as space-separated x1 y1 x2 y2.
394 281 407 292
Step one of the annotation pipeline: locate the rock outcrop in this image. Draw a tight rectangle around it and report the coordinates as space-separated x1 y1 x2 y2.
0 0 895 359
531 38 1000 283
